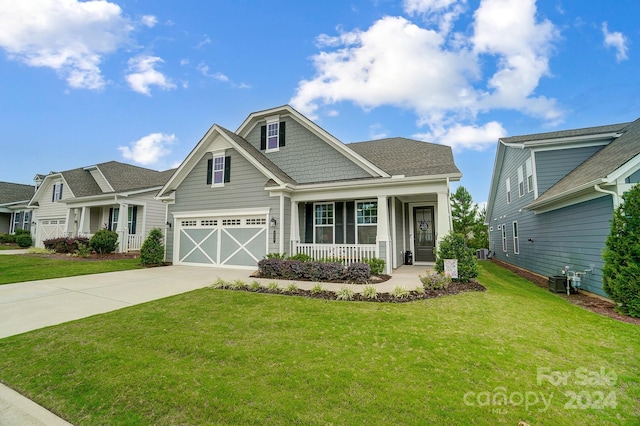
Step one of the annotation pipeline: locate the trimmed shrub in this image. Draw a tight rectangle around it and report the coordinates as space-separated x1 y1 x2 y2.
345 262 371 283
0 233 15 244
265 252 287 259
15 233 33 248
43 237 90 253
434 232 479 282
365 257 385 275
89 229 118 254
287 253 313 262
140 228 165 266
419 270 452 290
14 228 31 236
603 184 640 317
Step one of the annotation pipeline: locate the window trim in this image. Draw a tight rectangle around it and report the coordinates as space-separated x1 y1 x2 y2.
517 166 525 197
525 158 533 193
52 182 63 202
501 223 507 252
512 221 519 254
212 155 225 186
266 121 279 152
313 202 335 244
355 200 378 245
506 178 512 204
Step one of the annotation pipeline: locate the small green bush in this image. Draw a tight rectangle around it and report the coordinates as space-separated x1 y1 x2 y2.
89 229 118 254
287 253 313 262
75 243 91 258
15 233 33 248
434 233 479 282
140 228 164 266
14 228 30 236
335 287 354 301
310 283 324 294
391 286 410 299
365 258 385 275
361 285 378 300
0 233 15 244
265 252 287 259
419 270 452 290
249 281 262 291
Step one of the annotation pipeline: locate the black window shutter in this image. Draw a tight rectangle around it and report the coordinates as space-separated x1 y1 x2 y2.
60 183 63 199
108 208 113 231
224 156 231 183
52 185 55 202
260 125 266 150
335 202 344 244
346 201 355 244
131 206 138 234
305 203 314 243
279 121 286 147
206 158 212 185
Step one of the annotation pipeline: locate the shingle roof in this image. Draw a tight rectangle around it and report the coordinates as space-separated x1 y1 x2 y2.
217 126 298 185
530 118 640 206
0 182 35 205
56 161 175 198
347 137 461 177
501 122 631 144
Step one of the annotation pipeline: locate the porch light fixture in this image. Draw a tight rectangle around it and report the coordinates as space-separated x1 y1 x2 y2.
31 221 36 226
270 217 277 228
166 221 172 228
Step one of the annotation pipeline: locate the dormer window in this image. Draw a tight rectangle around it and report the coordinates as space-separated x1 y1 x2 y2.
260 120 286 152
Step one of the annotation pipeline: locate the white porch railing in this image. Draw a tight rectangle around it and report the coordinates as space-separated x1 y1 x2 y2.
292 243 377 265
127 234 144 251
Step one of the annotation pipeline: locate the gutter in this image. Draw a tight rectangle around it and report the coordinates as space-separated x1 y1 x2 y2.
594 183 620 209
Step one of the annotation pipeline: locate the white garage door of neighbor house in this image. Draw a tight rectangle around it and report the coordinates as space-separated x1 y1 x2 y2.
176 215 268 267
39 218 66 241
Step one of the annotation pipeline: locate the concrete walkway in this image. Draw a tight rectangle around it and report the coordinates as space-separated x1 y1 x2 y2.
0 261 428 425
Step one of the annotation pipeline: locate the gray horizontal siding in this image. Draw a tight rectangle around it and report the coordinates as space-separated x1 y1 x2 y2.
166 149 280 261
245 117 371 183
535 146 602 195
490 195 613 296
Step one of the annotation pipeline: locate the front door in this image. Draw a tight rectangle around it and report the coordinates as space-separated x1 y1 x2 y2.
414 207 435 262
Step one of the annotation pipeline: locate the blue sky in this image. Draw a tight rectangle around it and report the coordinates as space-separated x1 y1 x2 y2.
1 0 638 205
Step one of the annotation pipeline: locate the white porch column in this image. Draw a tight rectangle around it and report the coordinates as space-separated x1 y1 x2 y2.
376 195 392 274
436 191 451 248
64 209 74 237
290 199 300 255
116 203 128 253
78 207 89 236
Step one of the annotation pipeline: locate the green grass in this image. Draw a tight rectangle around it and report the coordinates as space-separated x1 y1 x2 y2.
0 262 638 425
0 245 20 250
0 255 143 285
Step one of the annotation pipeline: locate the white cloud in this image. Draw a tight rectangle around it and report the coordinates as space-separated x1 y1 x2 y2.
0 0 132 90
141 15 158 28
369 123 389 140
125 55 176 95
197 63 229 82
290 0 563 151
413 121 506 151
118 132 176 165
602 22 628 62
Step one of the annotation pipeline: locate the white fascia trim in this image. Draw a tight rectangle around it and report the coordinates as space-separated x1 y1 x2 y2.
236 105 390 178
29 173 75 206
606 152 640 183
172 207 270 219
504 132 620 150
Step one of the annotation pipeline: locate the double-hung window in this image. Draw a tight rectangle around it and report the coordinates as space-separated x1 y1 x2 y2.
52 182 63 202
213 156 225 185
512 221 519 254
505 178 511 204
22 211 30 231
356 201 377 244
525 158 533 193
260 120 285 151
518 166 525 197
501 224 507 252
267 122 279 151
109 208 119 231
314 203 334 244
206 153 231 186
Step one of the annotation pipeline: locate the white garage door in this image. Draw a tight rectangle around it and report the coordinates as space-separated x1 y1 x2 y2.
175 214 268 267
39 218 66 242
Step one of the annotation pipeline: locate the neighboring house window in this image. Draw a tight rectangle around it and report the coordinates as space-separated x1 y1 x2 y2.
314 203 334 244
505 178 511 204
525 158 533 193
356 201 377 244
517 166 525 197
128 206 138 234
52 182 63 202
501 224 507 252
206 155 231 185
109 208 119 231
512 221 519 254
260 121 286 151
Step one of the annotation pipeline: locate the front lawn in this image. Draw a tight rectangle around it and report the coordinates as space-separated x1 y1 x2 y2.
0 255 143 285
0 262 638 424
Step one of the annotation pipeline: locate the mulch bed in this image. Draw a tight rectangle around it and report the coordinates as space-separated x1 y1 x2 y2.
490 258 640 326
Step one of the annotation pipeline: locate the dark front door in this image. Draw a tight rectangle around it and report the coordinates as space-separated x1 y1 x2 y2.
414 207 435 262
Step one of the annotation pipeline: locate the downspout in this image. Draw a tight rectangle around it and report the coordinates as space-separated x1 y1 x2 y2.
594 184 621 209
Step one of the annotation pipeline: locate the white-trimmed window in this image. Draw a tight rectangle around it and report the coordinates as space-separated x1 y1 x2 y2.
109 208 119 231
525 158 533 193
314 203 334 244
356 201 377 244
502 224 507 252
267 122 279 151
518 166 525 197
506 178 512 204
512 221 519 254
22 211 31 231
52 182 63 202
213 156 225 185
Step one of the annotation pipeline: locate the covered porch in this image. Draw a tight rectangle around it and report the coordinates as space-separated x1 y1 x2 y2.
287 181 452 275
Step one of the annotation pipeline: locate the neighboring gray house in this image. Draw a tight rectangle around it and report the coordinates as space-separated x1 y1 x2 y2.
28 161 175 251
0 181 35 234
156 105 462 274
485 118 640 297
